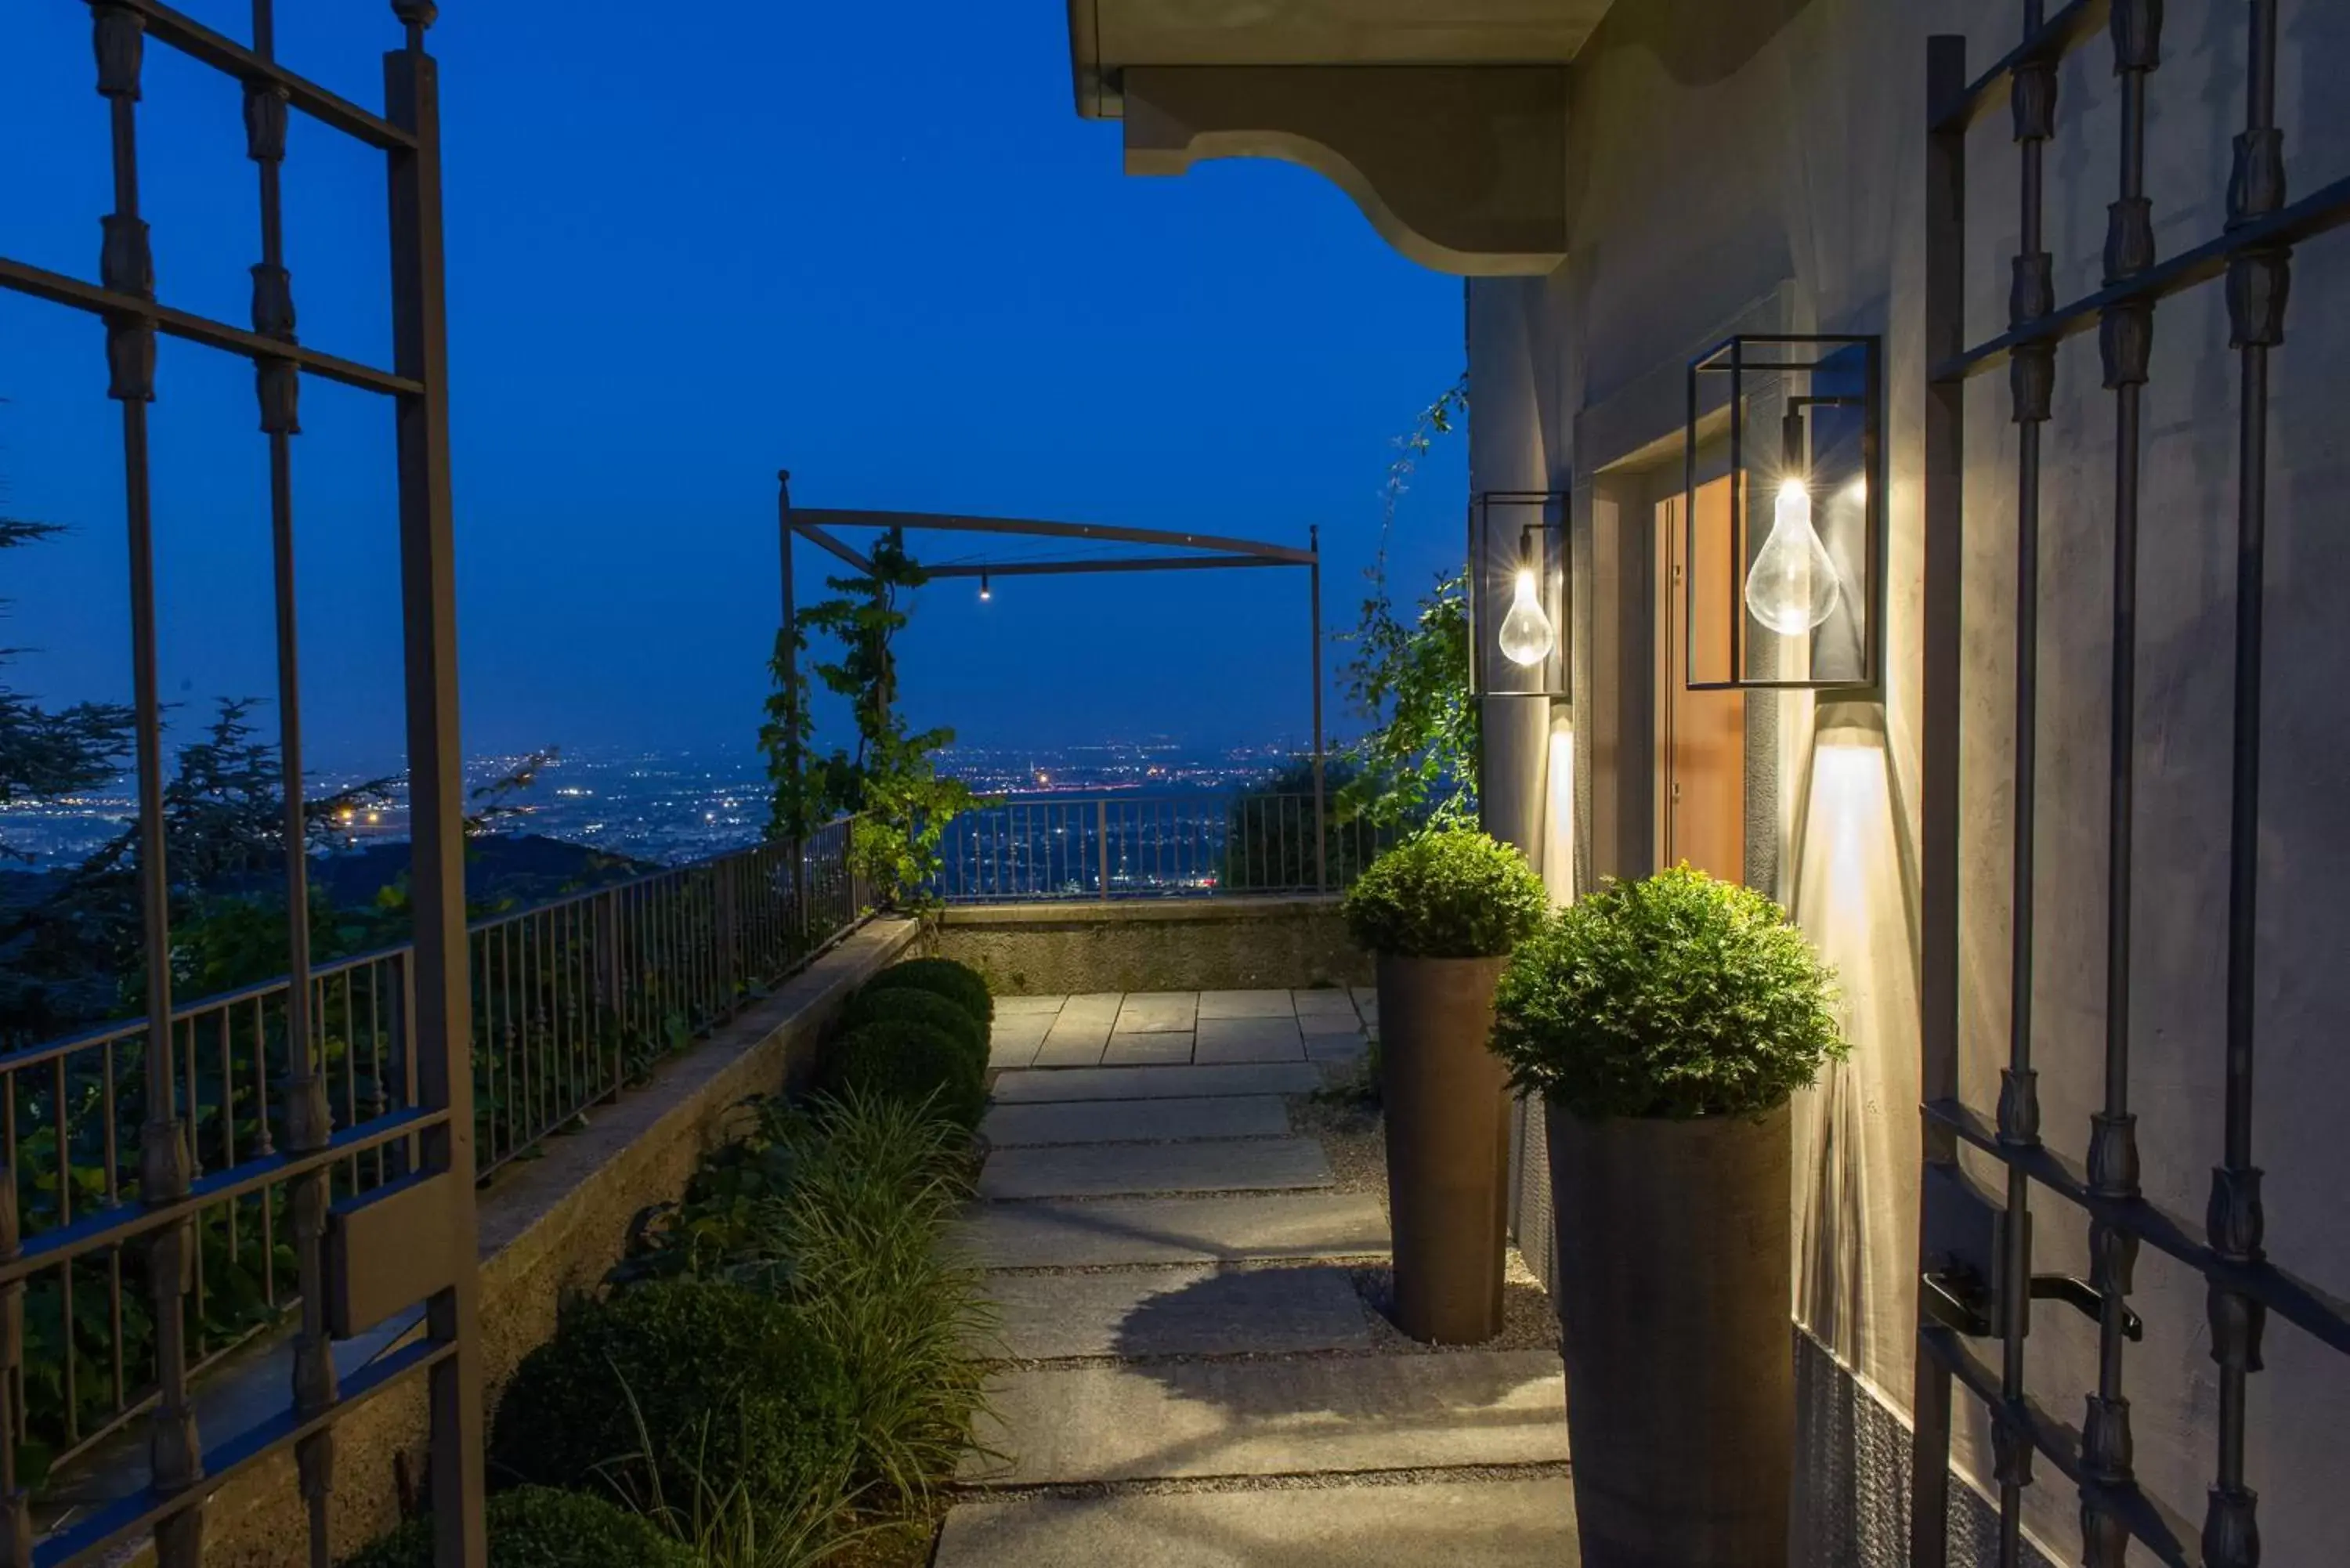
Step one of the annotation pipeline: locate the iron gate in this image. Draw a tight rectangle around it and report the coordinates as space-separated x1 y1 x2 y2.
1912 2 2350 1565
0 5 485 1566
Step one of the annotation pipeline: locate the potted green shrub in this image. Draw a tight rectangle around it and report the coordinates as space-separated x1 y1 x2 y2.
1490 864 1842 1568
1343 827 1549 1344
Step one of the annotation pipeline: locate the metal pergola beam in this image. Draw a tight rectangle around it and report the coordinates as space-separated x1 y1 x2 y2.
791 521 875 574
922 554 1284 579
774 483 1329 891
787 506 1315 565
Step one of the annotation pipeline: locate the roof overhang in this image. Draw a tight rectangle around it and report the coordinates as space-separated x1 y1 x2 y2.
1065 1 1609 276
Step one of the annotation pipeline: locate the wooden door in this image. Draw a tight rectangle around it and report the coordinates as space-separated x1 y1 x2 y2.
1657 479 1745 881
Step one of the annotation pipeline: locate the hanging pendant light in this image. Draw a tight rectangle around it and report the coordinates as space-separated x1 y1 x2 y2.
1744 475 1841 635
1742 407 1841 638
1498 533 1556 667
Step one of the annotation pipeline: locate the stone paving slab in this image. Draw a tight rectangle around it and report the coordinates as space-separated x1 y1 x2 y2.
1031 1035 1107 1068
982 1263 1372 1359
978 1137 1332 1200
1115 992 1198 1032
1350 985 1378 1013
1292 988 1362 1017
989 1016 1051 1070
953 1191 1388 1268
937 1479 1579 1566
995 995 1066 1017
1194 1016 1307 1064
990 1063 1321 1103
1058 992 1125 1022
1103 1030 1195 1066
1304 1031 1371 1064
960 1349 1569 1483
980 1096 1289 1147
1197 988 1297 1019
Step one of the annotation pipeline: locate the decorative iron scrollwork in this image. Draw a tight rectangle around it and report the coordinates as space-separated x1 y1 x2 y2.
1995 1066 2040 1147
244 81 290 164
92 5 145 100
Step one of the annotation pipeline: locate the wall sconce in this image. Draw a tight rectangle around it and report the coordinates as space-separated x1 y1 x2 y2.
1684 334 1883 692
1470 490 1570 698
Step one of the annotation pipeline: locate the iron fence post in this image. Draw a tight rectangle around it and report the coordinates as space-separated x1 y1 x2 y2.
386 13 487 1565
1097 799 1110 899
1310 525 1326 894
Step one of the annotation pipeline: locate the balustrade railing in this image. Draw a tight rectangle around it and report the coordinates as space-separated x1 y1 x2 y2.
931 793 1401 901
0 820 862 1498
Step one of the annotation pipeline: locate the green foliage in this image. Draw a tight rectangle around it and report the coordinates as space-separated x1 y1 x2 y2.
839 985 985 1072
762 529 990 909
343 1487 698 1568
819 1020 985 1133
859 957 991 1028
613 1089 993 1534
7 700 392 1002
1218 757 1408 894
1336 377 1479 829
1342 827 1548 959
609 1096 809 1292
777 1090 993 1506
1490 865 1846 1120
488 1280 855 1518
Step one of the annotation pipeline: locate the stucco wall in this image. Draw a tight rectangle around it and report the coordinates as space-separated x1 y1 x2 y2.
931 896 1371 994
167 919 921 1567
1477 0 2350 1559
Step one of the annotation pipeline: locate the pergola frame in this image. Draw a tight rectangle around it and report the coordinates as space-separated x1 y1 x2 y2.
776 472 1330 891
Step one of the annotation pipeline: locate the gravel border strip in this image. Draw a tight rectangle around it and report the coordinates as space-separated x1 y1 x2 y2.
946 1459 1574 1505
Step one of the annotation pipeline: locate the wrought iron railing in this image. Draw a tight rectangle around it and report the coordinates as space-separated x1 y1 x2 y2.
2 820 863 1501
931 793 1402 901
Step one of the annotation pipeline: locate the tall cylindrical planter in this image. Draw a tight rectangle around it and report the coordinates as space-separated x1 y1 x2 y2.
1378 953 1512 1345
1545 1101 1793 1568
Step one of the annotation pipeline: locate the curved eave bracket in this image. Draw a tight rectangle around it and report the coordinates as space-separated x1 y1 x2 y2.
1120 65 1567 278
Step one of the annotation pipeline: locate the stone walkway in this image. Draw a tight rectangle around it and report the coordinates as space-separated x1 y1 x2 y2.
938 988 1581 1566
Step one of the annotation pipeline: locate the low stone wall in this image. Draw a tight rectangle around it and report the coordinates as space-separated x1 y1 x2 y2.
931 896 1369 994
128 917 920 1568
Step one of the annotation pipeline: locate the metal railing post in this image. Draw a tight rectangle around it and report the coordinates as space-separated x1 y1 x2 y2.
1310 525 1327 894
1097 799 1111 900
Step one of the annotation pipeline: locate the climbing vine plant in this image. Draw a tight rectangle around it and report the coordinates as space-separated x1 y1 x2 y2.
1336 374 1479 829
761 529 985 909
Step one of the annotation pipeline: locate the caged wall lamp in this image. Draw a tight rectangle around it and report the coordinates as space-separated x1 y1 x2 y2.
1685 334 1884 692
1470 490 1571 698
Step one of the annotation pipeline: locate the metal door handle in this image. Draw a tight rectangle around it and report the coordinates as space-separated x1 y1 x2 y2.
1921 1266 2143 1342
2030 1274 2144 1340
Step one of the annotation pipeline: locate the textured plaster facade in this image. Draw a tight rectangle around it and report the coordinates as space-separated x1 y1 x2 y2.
1474 1 2350 1560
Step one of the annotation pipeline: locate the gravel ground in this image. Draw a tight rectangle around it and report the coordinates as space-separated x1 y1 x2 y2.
1285 1091 1387 1198
1352 1259 1561 1354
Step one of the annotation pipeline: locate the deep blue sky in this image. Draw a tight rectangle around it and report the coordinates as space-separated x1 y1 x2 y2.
1 2 1466 771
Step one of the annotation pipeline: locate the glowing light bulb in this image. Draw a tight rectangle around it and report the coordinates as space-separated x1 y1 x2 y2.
979 571 992 602
1498 565 1555 667
1744 477 1841 636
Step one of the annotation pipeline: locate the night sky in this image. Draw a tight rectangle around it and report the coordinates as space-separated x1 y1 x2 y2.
1 2 1467 770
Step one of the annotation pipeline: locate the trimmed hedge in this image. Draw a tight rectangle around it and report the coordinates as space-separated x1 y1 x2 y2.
342 1487 696 1568
487 1280 855 1516
839 985 986 1072
1490 864 1844 1120
1342 826 1549 959
862 957 992 1028
819 1019 985 1132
